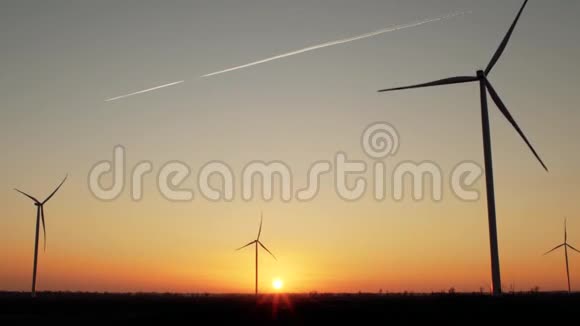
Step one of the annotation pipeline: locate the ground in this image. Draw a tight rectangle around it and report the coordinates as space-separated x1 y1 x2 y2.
1 292 578 323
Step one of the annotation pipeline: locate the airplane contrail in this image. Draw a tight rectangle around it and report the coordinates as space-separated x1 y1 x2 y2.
105 80 185 102
105 11 470 102
201 11 470 78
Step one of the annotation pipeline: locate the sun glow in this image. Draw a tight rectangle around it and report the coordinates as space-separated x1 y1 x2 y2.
272 278 284 291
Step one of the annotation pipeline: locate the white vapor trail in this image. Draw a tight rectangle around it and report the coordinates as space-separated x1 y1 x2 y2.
201 11 470 78
105 80 185 102
105 11 469 102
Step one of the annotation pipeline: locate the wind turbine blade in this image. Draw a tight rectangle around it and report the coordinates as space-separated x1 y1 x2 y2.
257 212 263 240
14 189 40 204
567 244 580 254
484 79 548 171
236 240 256 251
258 241 277 261
42 175 68 205
543 243 564 256
40 206 47 252
485 0 529 75
564 218 567 243
378 76 477 93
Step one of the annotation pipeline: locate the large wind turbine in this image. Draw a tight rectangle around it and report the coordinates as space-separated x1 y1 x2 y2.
236 212 277 295
14 175 67 297
378 0 547 295
544 219 580 293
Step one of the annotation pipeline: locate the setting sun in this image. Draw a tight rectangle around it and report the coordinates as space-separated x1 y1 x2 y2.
272 278 284 291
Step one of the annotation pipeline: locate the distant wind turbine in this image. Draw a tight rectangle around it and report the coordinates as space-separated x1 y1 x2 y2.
544 219 580 293
14 175 68 297
236 212 277 296
377 0 547 296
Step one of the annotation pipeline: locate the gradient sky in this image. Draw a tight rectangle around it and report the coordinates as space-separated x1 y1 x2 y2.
1 0 580 293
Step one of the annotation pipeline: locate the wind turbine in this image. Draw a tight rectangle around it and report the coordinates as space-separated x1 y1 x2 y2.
377 0 547 295
544 219 580 293
236 212 277 295
14 175 67 297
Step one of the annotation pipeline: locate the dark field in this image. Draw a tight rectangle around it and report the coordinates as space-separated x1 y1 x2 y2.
1 292 578 324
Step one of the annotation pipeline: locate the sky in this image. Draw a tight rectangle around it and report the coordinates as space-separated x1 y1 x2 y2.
1 0 580 294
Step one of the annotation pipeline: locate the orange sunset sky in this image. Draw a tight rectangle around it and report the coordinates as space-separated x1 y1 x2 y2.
1 0 580 293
